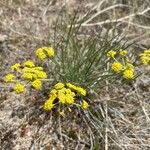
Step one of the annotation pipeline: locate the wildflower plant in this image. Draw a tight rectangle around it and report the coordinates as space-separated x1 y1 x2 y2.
3 15 149 121
3 14 150 149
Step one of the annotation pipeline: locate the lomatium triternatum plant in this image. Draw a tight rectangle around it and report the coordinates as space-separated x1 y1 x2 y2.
3 17 150 117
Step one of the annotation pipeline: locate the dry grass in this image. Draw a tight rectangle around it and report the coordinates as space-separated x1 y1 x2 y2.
0 0 150 149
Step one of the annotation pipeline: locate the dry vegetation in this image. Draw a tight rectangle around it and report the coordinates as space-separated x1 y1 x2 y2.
0 0 150 149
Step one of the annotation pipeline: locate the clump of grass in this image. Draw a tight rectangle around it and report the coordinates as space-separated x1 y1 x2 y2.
48 15 135 89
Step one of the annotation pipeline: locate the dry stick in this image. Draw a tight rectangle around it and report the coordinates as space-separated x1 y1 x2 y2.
78 0 115 22
80 7 150 27
122 20 150 30
97 0 106 10
129 33 150 43
83 4 129 24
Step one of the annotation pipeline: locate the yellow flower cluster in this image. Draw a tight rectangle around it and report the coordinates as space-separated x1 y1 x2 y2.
107 50 116 58
119 49 127 56
43 82 89 111
82 100 89 109
11 63 21 71
139 49 150 65
31 79 42 90
22 67 47 80
4 74 15 82
107 49 135 79
107 49 127 58
36 47 54 60
123 69 134 79
66 83 86 96
23 60 35 67
111 62 123 73
13 83 25 94
4 60 46 93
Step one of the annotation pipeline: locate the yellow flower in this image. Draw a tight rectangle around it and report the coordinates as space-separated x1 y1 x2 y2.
67 83 86 96
119 49 127 56
23 67 47 79
11 63 21 71
76 87 86 96
14 83 25 94
144 49 150 54
81 100 89 110
107 50 116 58
43 99 54 111
125 63 134 71
4 74 15 82
22 67 32 73
36 48 47 60
45 47 54 57
57 91 66 104
35 47 54 60
31 79 42 90
123 69 134 79
50 93 57 100
65 89 75 97
140 56 150 65
49 89 57 96
54 83 65 90
65 94 74 104
139 49 150 65
111 62 123 73
36 71 47 79
66 83 77 91
22 73 36 80
23 60 35 67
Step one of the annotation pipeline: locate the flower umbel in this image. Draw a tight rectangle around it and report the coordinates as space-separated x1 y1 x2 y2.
43 83 88 112
81 100 89 110
54 82 65 90
45 47 54 57
139 49 150 65
44 99 54 111
111 62 123 73
66 83 86 96
36 48 47 60
36 47 54 60
107 50 116 58
119 49 127 56
31 79 42 90
23 60 35 68
14 83 25 94
123 69 134 79
4 74 15 82
11 63 21 71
